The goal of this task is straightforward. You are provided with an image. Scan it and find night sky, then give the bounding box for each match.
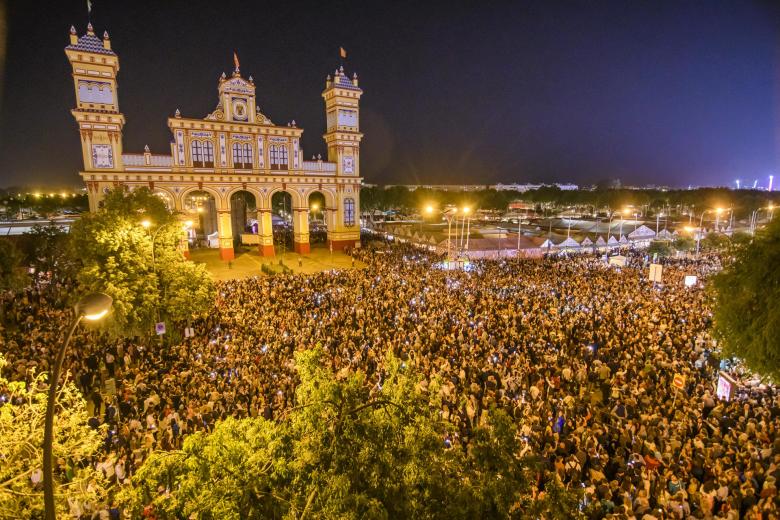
[0,0,779,188]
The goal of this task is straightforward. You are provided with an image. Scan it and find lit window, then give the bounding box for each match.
[232,143,241,167]
[270,144,288,170]
[192,140,214,168]
[191,141,203,163]
[203,142,214,164]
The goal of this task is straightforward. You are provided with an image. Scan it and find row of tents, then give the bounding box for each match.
[381,223,679,253]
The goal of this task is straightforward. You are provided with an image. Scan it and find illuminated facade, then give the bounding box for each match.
[65,24,363,260]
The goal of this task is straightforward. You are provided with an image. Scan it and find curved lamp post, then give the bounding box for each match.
[44,292,112,520]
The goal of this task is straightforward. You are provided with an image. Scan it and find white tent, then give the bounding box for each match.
[628,225,656,240]
[607,235,619,246]
[595,236,607,247]
[557,237,580,249]
[581,236,594,247]
[619,235,628,244]
[539,238,555,249]
[656,228,674,240]
[207,231,219,248]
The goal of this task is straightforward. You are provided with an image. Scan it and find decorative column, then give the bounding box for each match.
[292,207,310,254]
[217,209,234,261]
[327,189,361,251]
[324,206,338,250]
[177,215,192,259]
[257,208,275,257]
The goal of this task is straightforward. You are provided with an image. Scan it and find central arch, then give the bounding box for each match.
[229,190,259,254]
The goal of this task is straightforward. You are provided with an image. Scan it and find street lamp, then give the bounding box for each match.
[461,206,472,253]
[44,293,112,520]
[421,204,434,233]
[444,208,458,262]
[608,210,620,240]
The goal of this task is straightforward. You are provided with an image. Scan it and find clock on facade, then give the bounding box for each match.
[92,144,114,169]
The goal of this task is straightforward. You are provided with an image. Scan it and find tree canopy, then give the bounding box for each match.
[0,240,26,291]
[69,188,214,337]
[0,354,107,519]
[360,185,779,218]
[712,218,780,381]
[119,347,540,519]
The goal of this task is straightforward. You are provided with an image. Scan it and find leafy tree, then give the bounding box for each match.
[0,354,108,518]
[672,236,695,253]
[524,477,585,520]
[119,348,536,519]
[19,223,79,285]
[0,240,26,290]
[712,218,780,380]
[69,188,214,337]
[729,230,753,250]
[700,232,730,252]
[647,240,672,258]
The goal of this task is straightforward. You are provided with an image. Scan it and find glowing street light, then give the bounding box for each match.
[44,293,112,520]
[141,219,151,229]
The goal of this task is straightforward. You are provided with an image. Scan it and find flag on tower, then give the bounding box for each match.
[233,51,240,72]
[340,47,347,59]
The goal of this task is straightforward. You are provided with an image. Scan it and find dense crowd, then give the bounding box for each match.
[1,243,779,519]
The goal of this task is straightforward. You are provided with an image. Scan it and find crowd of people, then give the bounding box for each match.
[1,241,779,518]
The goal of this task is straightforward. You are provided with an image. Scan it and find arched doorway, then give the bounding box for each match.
[230,190,258,253]
[308,191,327,246]
[152,189,175,212]
[183,190,219,252]
[271,191,293,256]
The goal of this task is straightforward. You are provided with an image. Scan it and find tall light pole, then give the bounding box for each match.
[44,293,112,520]
[423,204,434,243]
[462,206,472,253]
[714,207,723,232]
[444,208,457,262]
[608,210,620,239]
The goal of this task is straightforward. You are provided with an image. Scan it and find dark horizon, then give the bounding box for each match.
[1,0,779,189]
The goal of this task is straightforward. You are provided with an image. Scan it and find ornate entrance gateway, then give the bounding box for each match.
[66,24,363,260]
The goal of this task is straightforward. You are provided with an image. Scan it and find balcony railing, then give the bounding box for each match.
[122,154,173,167]
[302,161,337,173]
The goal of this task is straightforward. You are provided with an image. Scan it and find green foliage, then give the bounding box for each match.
[672,236,695,252]
[19,223,79,284]
[700,232,730,252]
[69,188,214,336]
[361,185,779,217]
[729,230,753,249]
[0,355,108,519]
[647,240,672,258]
[713,218,780,381]
[120,348,535,519]
[524,477,586,519]
[0,240,27,290]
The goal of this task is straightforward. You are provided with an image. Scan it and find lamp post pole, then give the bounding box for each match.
[44,294,112,520]
[43,316,82,520]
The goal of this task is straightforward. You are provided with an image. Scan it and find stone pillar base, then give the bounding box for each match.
[220,247,235,261]
[259,244,275,257]
[327,239,358,251]
[294,242,310,255]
